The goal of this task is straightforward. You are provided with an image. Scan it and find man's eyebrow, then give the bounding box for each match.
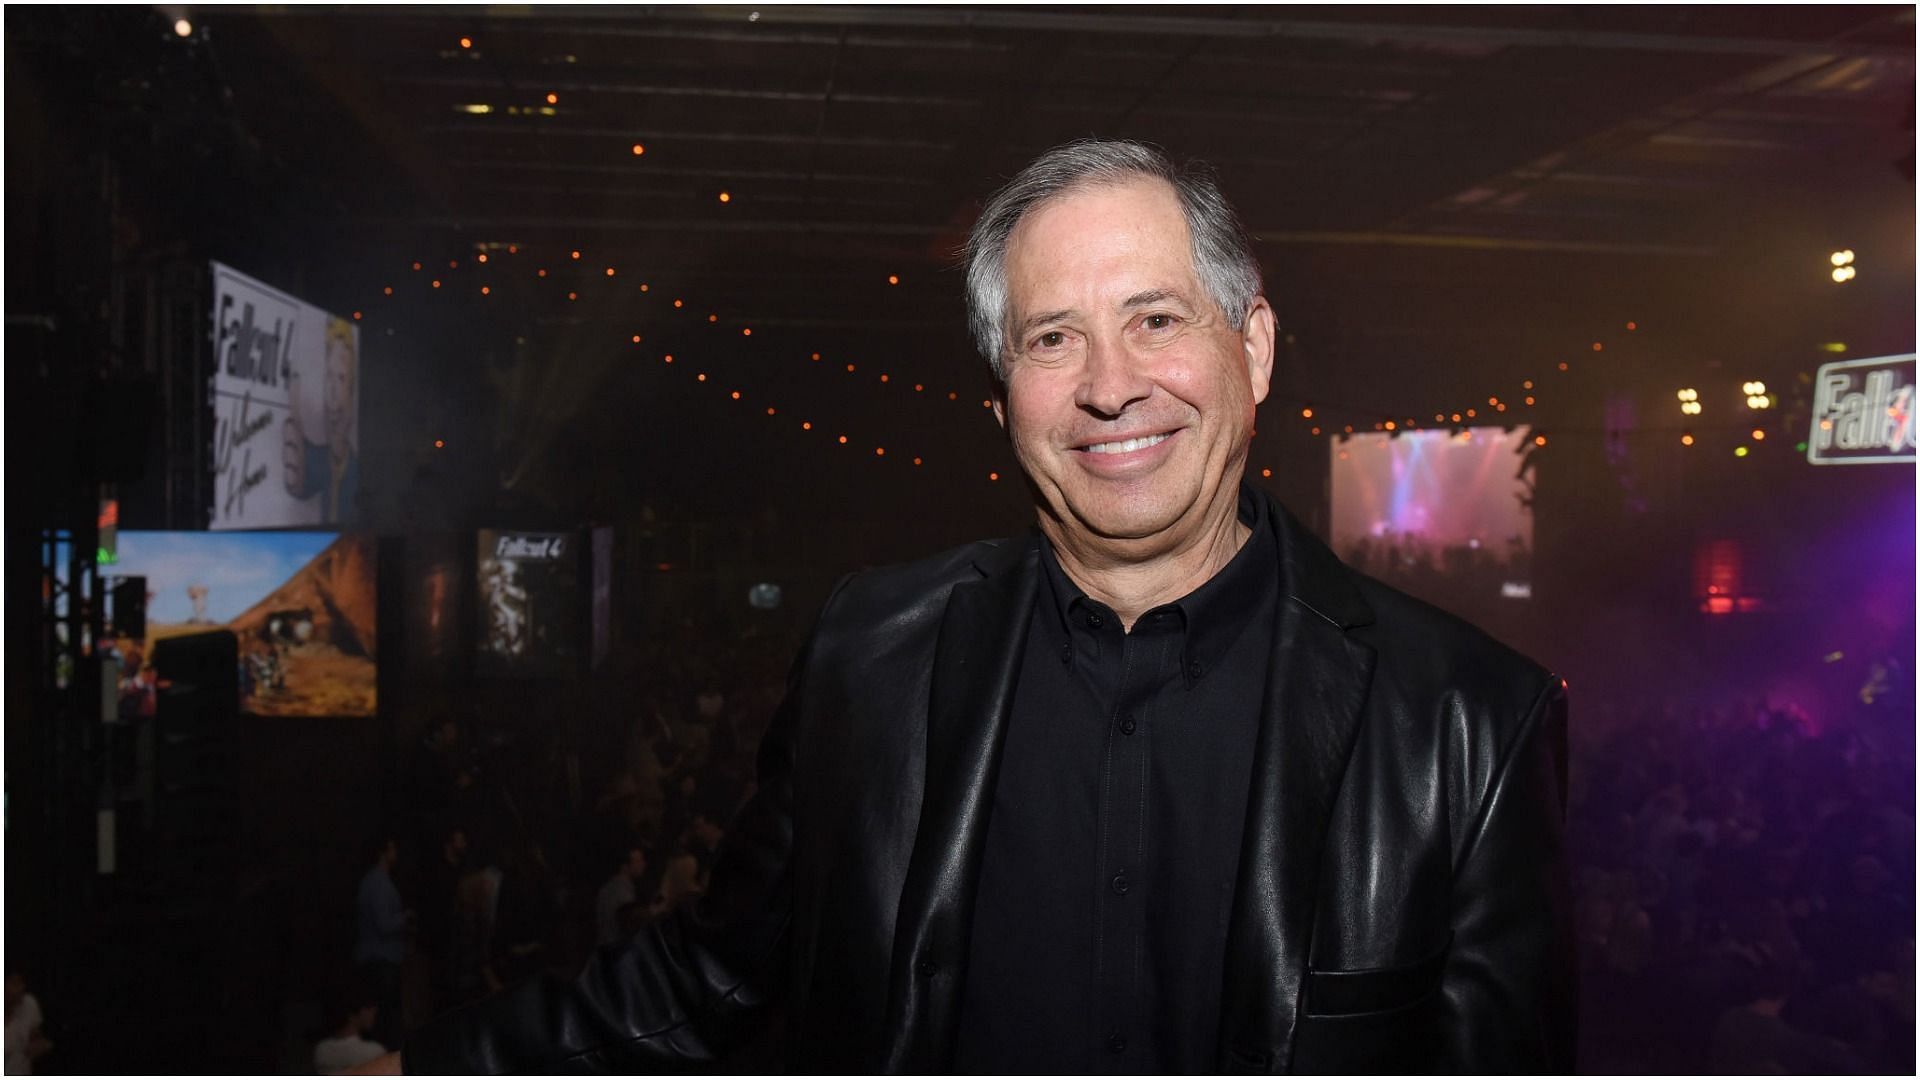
[1119,288,1193,310]
[1015,308,1077,338]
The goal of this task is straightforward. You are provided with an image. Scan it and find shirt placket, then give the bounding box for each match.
[1092,620,1175,1068]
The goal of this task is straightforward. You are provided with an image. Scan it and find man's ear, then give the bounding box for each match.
[1242,297,1276,406]
[990,374,1009,434]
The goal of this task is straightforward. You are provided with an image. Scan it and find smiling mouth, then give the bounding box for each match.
[1081,431,1173,455]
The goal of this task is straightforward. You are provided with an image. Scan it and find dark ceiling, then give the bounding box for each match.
[6,5,1915,541]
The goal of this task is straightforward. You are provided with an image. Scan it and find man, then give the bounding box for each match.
[315,980,390,1075]
[384,140,1573,1073]
[593,844,651,946]
[354,836,410,1050]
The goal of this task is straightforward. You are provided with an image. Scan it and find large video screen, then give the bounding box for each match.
[111,531,378,716]
[1331,428,1534,605]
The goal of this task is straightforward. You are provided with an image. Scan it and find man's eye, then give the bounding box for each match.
[1142,314,1174,330]
[1037,331,1066,349]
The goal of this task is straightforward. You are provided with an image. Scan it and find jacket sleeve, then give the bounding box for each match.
[400,638,816,1073]
[1438,675,1577,1072]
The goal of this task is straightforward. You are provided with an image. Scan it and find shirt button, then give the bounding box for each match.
[1108,1033,1127,1054]
[1086,612,1103,629]
[1119,717,1136,736]
[1187,659,1204,680]
[916,959,938,978]
[1111,873,1130,896]
[1060,642,1073,665]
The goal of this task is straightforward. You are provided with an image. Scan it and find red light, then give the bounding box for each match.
[631,143,646,156]
[434,439,445,449]
[477,253,488,263]
[838,435,848,444]
[352,311,362,320]
[1260,468,1272,478]
[383,286,393,296]
[989,472,1000,481]
[1592,342,1603,352]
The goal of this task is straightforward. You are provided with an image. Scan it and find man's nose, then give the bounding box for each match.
[1074,335,1152,417]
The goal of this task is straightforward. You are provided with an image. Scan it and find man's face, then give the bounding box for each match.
[996,178,1273,554]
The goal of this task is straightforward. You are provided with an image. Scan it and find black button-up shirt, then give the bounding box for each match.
[955,486,1280,1073]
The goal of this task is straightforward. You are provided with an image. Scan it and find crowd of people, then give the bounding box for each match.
[295,603,1917,1074]
[1568,672,1915,1073]
[316,617,790,1073]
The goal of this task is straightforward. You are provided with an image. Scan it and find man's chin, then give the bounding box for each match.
[1052,493,1193,547]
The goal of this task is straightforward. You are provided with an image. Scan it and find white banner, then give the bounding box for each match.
[209,262,361,528]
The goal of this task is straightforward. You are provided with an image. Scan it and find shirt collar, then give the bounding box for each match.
[1038,484,1276,686]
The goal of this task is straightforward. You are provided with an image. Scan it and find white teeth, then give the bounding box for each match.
[1084,432,1171,454]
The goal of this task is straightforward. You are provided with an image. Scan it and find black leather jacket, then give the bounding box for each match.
[405,492,1575,1073]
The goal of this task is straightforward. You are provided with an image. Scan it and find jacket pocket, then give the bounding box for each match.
[1302,934,1451,1018]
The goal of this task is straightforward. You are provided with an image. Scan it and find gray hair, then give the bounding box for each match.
[963,139,1264,382]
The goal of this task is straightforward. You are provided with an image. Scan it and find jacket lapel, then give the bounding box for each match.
[882,538,1039,1072]
[1217,498,1376,1073]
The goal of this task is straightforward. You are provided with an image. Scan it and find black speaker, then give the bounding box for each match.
[112,575,147,640]
[86,377,158,485]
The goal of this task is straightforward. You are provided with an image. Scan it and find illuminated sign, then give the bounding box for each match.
[1808,353,1915,466]
[208,262,362,528]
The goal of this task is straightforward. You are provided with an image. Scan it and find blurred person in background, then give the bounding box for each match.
[4,971,51,1076]
[315,978,388,1075]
